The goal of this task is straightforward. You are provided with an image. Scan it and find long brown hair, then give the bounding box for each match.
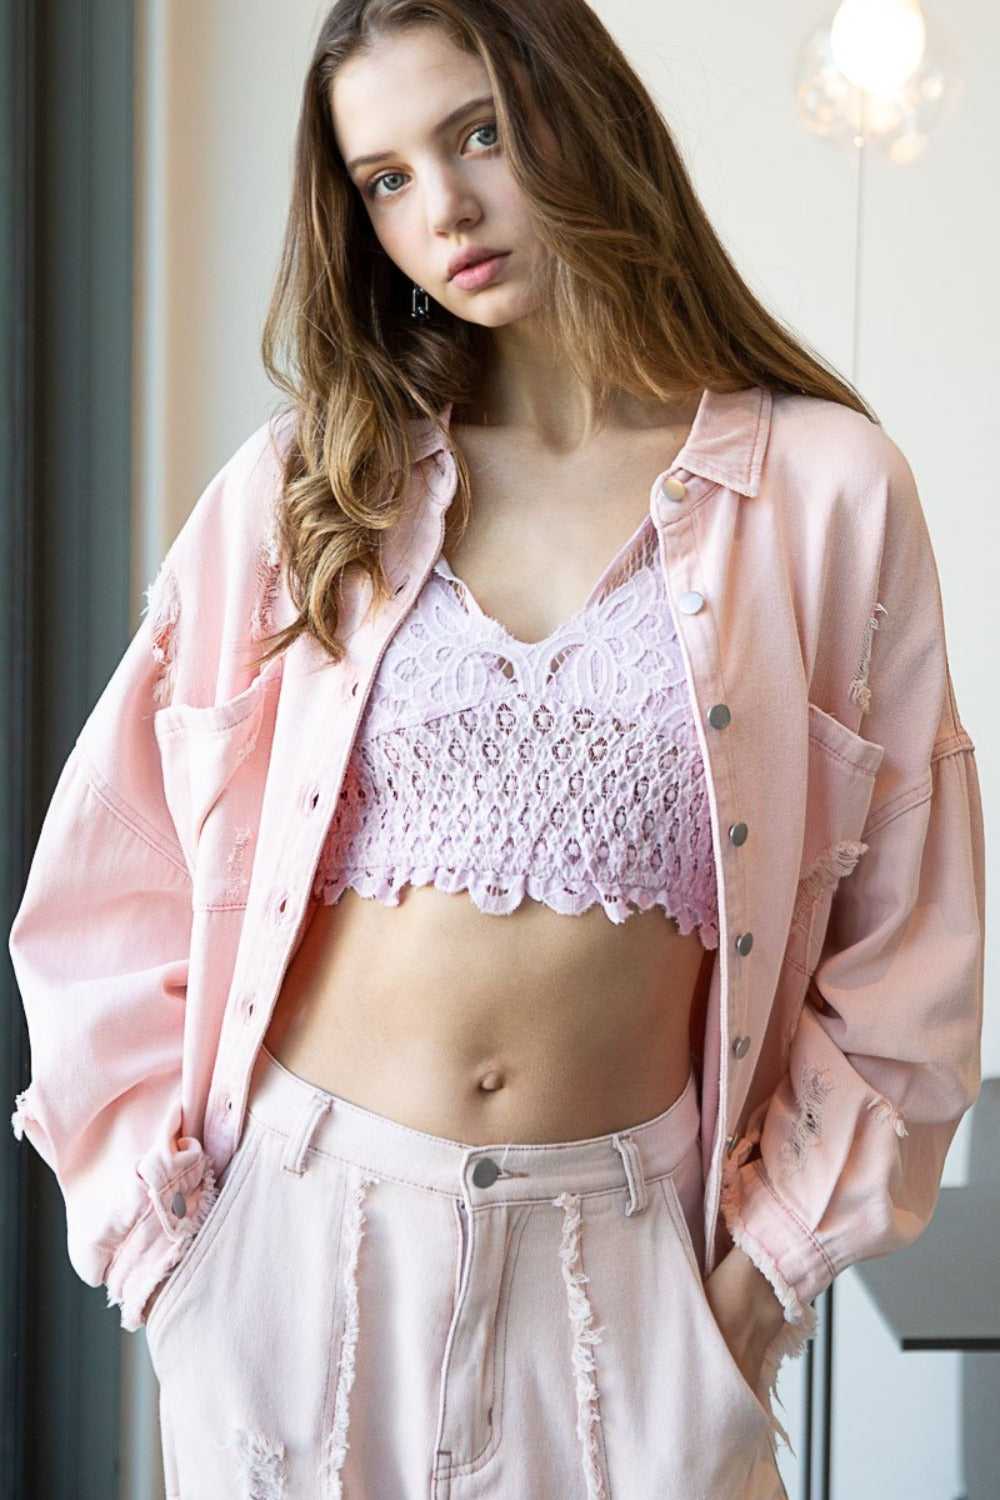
[261,0,875,662]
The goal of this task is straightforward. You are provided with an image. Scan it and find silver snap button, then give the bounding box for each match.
[728,822,748,846]
[707,703,731,730]
[735,931,754,956]
[678,591,705,615]
[171,1191,187,1219]
[732,1035,751,1060]
[661,477,687,502]
[472,1158,501,1188]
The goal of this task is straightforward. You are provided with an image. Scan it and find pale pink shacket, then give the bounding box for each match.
[8,386,985,1350]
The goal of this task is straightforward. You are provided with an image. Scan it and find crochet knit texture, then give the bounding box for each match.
[313,516,720,947]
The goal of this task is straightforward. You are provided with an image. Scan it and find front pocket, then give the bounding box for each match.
[153,660,282,908]
[658,1174,770,1427]
[144,1120,263,1350]
[785,703,885,976]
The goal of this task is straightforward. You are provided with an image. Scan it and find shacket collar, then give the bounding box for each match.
[408,384,772,499]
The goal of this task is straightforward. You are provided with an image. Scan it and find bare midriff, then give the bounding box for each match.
[263,400,710,1146]
[263,886,712,1145]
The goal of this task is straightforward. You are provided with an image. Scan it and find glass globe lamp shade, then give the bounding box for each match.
[795,5,962,162]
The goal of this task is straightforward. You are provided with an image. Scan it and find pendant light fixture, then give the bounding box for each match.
[795,2,962,163]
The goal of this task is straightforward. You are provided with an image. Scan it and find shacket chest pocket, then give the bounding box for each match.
[153,661,282,911]
[786,703,885,976]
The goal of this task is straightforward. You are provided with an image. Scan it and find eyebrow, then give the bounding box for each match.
[344,94,496,173]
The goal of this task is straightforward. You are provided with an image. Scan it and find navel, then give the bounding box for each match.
[477,1070,505,1093]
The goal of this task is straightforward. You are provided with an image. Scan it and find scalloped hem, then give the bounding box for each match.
[313,866,720,947]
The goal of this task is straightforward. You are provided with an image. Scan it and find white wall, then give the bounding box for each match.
[128,3,999,1496]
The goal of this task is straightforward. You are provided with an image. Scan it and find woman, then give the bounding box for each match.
[9,1,984,1496]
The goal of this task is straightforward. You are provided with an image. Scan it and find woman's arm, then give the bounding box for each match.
[9,417,289,1329]
[720,438,984,1326]
[9,620,212,1330]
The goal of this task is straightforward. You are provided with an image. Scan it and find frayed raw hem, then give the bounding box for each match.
[718,1185,809,1326]
[110,1161,220,1331]
[718,1183,821,1448]
[553,1191,608,1500]
[756,1302,819,1452]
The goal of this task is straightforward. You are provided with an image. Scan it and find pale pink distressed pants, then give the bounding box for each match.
[144,1045,785,1499]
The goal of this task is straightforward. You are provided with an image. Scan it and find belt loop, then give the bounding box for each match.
[281,1092,332,1176]
[611,1132,648,1217]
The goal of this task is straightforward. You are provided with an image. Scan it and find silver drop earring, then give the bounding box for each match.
[411,284,430,321]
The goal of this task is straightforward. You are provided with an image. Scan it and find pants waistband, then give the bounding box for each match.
[248,1045,700,1211]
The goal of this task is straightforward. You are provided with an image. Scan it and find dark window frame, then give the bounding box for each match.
[2,3,134,1494]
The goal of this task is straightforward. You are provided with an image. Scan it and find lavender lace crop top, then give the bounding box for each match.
[312,514,720,948]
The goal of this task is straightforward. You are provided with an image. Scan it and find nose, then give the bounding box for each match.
[426,164,481,236]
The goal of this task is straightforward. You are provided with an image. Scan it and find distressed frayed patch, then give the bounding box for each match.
[225,825,253,903]
[552,1191,608,1500]
[780,1018,797,1071]
[779,1066,832,1180]
[251,529,283,642]
[791,839,869,936]
[237,1430,287,1500]
[10,1090,32,1142]
[849,603,887,715]
[145,563,181,707]
[866,1093,909,1138]
[322,1172,379,1500]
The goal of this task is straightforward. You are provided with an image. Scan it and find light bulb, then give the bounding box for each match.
[830,0,926,95]
[795,6,962,162]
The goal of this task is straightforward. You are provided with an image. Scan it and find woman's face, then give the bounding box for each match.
[330,24,553,329]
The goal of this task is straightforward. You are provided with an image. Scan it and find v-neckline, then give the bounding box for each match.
[433,511,653,649]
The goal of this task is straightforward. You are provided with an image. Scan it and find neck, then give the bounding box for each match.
[456,316,699,452]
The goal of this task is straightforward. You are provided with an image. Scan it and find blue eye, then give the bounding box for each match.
[368,170,407,200]
[468,122,499,150]
[363,121,498,201]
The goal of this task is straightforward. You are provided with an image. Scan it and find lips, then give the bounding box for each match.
[447,246,507,280]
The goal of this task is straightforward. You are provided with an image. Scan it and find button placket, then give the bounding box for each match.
[656,505,754,1122]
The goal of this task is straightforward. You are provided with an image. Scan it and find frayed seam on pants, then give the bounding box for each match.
[322,1172,380,1500]
[553,1191,609,1500]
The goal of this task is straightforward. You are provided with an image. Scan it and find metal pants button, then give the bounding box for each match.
[472,1158,500,1188]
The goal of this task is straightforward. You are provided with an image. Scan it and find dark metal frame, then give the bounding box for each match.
[2,2,134,1495]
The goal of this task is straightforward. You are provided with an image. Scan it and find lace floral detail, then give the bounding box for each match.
[313,518,719,946]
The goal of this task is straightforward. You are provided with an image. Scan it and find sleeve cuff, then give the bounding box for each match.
[106,1143,217,1331]
[721,1157,837,1316]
